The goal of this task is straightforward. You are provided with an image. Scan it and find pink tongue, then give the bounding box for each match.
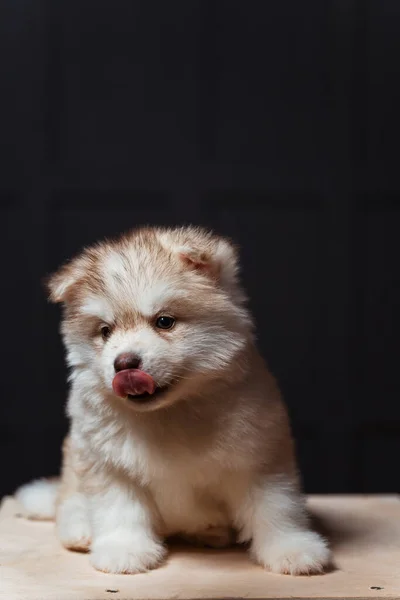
[112,369,156,398]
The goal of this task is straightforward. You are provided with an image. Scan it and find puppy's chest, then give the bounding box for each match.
[92,415,224,481]
[102,422,233,535]
[81,414,249,535]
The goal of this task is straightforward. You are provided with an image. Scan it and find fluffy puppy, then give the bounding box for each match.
[16,226,330,575]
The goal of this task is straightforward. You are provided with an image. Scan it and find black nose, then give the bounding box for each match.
[114,353,141,372]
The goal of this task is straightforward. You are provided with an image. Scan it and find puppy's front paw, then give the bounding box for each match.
[90,533,166,574]
[58,517,91,552]
[57,495,91,552]
[252,530,331,576]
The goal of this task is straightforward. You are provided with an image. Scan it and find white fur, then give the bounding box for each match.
[103,250,128,286]
[15,479,59,520]
[16,227,331,575]
[135,281,188,317]
[64,371,330,574]
[103,252,188,318]
[235,477,330,575]
[88,483,165,573]
[56,493,91,551]
[80,296,114,323]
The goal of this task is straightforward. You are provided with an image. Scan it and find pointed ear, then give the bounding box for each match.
[45,255,89,303]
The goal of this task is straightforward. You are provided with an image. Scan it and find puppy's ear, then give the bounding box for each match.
[159,228,240,290]
[177,238,239,287]
[45,255,89,303]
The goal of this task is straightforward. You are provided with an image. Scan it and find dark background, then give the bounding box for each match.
[1,1,399,498]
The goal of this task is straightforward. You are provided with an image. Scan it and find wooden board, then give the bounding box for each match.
[1,495,399,599]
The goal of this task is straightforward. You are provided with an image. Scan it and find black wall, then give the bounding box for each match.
[1,1,399,497]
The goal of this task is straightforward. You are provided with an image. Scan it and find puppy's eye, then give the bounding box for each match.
[155,316,175,330]
[100,325,111,341]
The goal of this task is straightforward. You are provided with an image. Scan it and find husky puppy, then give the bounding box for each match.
[16,226,330,575]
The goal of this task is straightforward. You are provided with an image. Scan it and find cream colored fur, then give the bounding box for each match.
[16,226,331,575]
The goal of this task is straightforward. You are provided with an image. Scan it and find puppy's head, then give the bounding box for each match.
[48,227,252,412]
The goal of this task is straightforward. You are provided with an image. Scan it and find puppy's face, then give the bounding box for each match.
[48,227,252,411]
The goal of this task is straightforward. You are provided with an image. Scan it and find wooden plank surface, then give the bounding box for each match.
[1,495,399,600]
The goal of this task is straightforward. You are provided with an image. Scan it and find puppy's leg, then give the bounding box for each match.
[88,474,166,574]
[55,437,91,552]
[235,476,331,575]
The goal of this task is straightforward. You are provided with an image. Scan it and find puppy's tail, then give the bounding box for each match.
[15,478,60,520]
